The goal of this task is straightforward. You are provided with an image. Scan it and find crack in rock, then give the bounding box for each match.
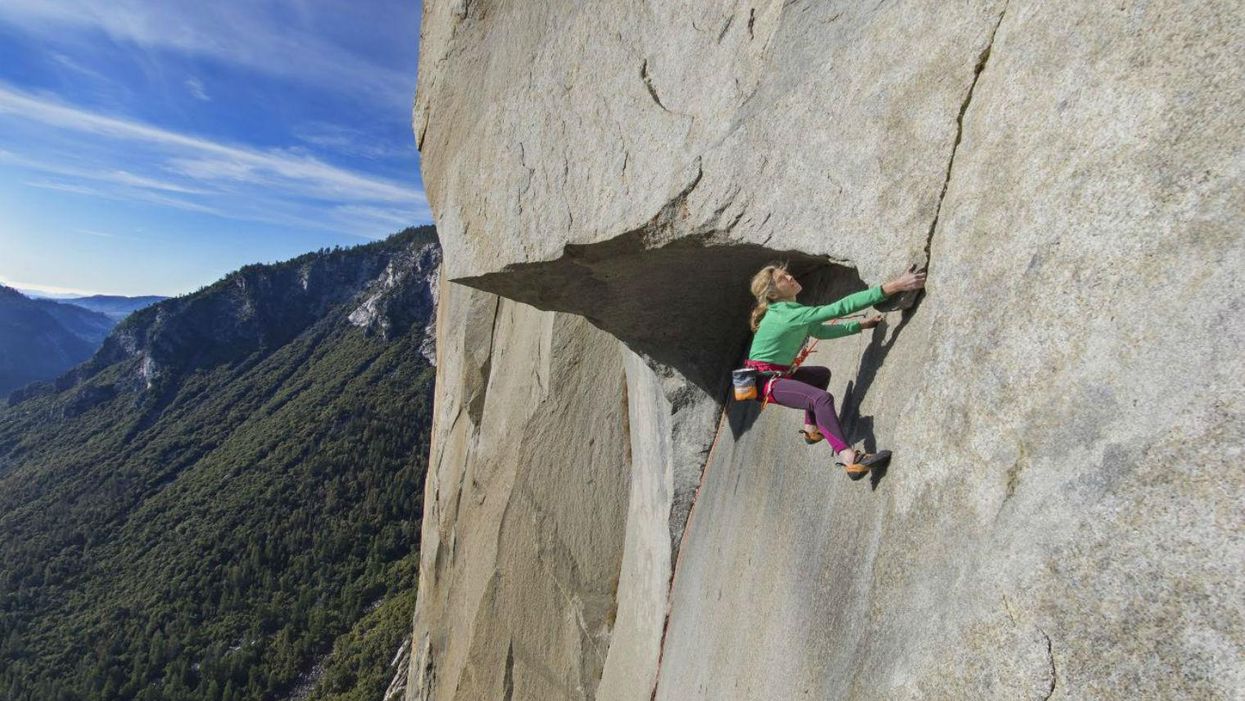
[501,639,515,701]
[1038,626,1057,700]
[921,2,1009,273]
[640,59,668,111]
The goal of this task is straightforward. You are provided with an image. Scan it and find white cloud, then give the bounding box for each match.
[1,151,210,194]
[23,178,228,216]
[330,204,428,229]
[108,169,209,194]
[49,51,109,82]
[22,179,104,196]
[0,83,426,207]
[293,122,415,160]
[0,85,430,238]
[0,277,111,297]
[0,0,417,110]
[184,77,209,101]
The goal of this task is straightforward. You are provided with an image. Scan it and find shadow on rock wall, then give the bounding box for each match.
[457,232,875,399]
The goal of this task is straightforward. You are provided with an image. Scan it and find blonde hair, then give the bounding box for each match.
[748,262,788,332]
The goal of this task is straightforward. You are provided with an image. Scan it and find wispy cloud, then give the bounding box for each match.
[184,76,209,101]
[23,177,228,216]
[0,0,417,110]
[1,151,209,194]
[293,122,415,161]
[0,83,429,236]
[330,204,428,229]
[0,84,423,204]
[0,277,111,297]
[108,169,209,194]
[49,51,109,82]
[22,179,104,196]
[0,0,425,297]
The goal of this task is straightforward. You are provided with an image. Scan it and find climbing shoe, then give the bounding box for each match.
[837,449,892,481]
[799,428,824,445]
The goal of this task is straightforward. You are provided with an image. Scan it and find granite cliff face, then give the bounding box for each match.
[408,1,1243,698]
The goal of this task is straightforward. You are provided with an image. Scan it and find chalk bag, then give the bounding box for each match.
[732,368,758,401]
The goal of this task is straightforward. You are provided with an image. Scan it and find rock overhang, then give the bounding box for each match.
[454,229,869,395]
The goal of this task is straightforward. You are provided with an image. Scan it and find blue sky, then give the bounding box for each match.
[0,0,429,297]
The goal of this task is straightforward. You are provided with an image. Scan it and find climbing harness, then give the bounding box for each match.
[738,338,819,412]
[763,338,818,411]
[735,312,868,409]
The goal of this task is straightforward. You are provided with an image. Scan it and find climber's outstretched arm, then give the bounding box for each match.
[788,267,927,325]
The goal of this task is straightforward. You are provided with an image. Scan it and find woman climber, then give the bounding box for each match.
[743,263,926,480]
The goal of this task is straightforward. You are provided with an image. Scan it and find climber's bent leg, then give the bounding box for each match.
[788,366,831,428]
[767,377,850,453]
[790,366,830,390]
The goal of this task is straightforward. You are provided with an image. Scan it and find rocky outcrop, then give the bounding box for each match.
[12,228,440,405]
[408,1,1244,698]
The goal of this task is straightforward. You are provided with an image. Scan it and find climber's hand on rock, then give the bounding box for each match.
[860,314,884,330]
[884,266,927,295]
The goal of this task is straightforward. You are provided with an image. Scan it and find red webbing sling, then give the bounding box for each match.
[746,312,867,411]
[748,338,818,412]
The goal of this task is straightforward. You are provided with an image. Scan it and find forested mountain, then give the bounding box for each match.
[59,295,167,322]
[0,226,440,701]
[30,296,116,345]
[0,285,113,396]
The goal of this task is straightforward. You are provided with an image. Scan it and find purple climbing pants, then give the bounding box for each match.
[764,366,850,453]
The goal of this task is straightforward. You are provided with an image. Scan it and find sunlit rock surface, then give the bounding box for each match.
[408,0,1244,698]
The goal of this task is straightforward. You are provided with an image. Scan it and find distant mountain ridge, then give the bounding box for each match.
[0,225,440,700]
[31,295,116,344]
[60,294,167,321]
[0,285,114,396]
[10,228,439,406]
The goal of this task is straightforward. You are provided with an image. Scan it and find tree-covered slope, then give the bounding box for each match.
[30,297,117,346]
[0,226,440,701]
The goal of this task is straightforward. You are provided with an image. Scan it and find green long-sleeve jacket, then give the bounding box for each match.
[746,285,887,365]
